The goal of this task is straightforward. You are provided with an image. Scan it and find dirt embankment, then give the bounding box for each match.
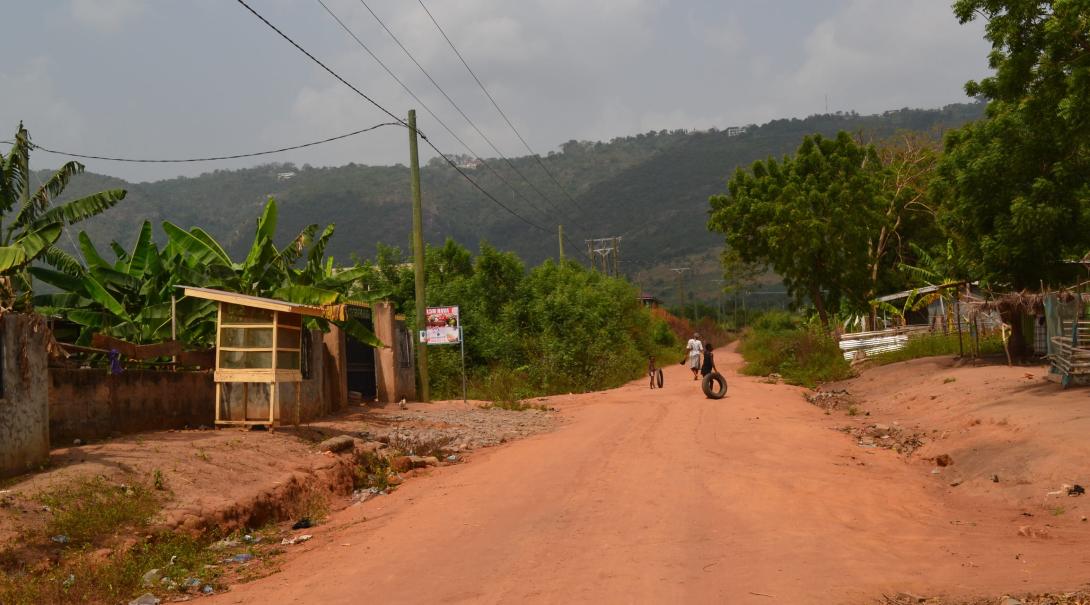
[823,356,1090,524]
[0,401,557,553]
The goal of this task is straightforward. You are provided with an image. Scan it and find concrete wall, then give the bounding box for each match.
[0,314,50,478]
[49,369,215,444]
[373,302,416,403]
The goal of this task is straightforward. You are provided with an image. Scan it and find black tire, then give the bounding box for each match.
[702,372,727,399]
[656,368,664,389]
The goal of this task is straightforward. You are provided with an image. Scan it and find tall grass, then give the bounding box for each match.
[871,332,1005,365]
[738,311,852,387]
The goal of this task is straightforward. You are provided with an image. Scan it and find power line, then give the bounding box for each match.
[8,122,402,163]
[234,0,590,261]
[352,0,584,231]
[314,0,583,233]
[416,0,587,215]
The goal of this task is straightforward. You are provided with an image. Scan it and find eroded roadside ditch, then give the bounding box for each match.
[0,405,556,604]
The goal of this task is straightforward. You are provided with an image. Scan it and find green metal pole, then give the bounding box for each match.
[408,110,429,402]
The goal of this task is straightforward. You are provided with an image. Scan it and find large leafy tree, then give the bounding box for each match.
[0,123,125,309]
[934,0,1090,354]
[708,132,937,327]
[936,1,1090,288]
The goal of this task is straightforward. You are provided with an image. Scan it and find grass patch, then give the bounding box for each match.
[871,333,1005,366]
[38,476,160,547]
[738,312,852,387]
[0,533,222,605]
[353,451,393,491]
[0,474,245,604]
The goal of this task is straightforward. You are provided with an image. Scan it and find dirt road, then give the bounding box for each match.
[211,347,1090,604]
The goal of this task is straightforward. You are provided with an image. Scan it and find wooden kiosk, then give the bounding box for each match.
[181,287,333,427]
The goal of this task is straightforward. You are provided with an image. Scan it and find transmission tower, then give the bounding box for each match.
[585,237,622,277]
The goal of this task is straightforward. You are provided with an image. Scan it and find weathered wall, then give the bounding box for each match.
[297,329,328,423]
[49,369,214,445]
[373,302,416,403]
[0,314,50,478]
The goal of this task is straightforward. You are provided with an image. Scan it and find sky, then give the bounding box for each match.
[1,0,992,183]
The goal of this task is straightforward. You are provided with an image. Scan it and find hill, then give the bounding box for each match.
[41,102,984,306]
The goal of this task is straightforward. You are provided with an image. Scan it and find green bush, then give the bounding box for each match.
[738,316,851,387]
[372,240,678,404]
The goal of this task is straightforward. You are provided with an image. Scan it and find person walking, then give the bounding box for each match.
[685,332,703,381]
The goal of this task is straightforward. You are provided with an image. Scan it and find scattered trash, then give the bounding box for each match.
[141,568,162,587]
[991,474,1000,483]
[398,398,407,410]
[446,454,460,462]
[209,538,239,551]
[931,468,941,475]
[72,438,82,446]
[202,585,215,595]
[292,518,313,530]
[129,594,160,605]
[50,535,69,545]
[226,553,254,564]
[62,574,75,588]
[183,577,202,589]
[934,454,954,467]
[1068,484,1085,496]
[242,534,261,544]
[281,534,313,546]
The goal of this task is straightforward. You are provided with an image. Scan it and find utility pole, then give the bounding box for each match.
[408,109,429,402]
[558,225,564,262]
[671,267,690,321]
[585,237,622,277]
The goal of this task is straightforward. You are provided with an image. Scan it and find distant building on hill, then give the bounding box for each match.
[638,292,661,308]
[725,126,748,137]
[276,172,296,181]
[455,158,483,170]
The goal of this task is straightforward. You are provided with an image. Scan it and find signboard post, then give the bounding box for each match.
[424,306,467,404]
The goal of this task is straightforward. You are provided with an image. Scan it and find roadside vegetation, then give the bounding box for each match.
[737,312,851,387]
[871,332,1005,366]
[0,474,230,605]
[360,240,681,402]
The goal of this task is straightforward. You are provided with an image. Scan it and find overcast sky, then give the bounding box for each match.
[1,0,991,183]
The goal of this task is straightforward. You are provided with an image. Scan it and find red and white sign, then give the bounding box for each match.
[424,306,461,345]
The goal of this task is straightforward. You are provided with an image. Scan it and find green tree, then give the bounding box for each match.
[935,0,1090,351]
[709,132,889,327]
[0,124,125,309]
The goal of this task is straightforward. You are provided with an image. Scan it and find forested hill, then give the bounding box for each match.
[48,102,983,303]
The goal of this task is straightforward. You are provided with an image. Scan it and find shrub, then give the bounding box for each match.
[738,315,851,387]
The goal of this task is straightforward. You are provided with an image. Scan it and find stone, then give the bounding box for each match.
[317,435,355,454]
[390,456,415,472]
[935,454,954,467]
[1001,598,1023,605]
[129,594,160,605]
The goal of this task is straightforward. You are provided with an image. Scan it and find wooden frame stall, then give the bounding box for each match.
[181,287,328,427]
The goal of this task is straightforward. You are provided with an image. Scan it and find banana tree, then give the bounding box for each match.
[162,198,383,346]
[32,221,216,346]
[38,198,382,347]
[0,123,125,309]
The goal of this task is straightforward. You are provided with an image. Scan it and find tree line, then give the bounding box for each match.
[707,0,1089,353]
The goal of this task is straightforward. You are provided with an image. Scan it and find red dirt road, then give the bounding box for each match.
[212,348,1090,604]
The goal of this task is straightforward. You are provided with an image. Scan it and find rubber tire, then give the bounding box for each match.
[702,372,727,399]
[656,368,664,389]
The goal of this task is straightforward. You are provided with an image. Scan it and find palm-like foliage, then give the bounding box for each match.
[0,123,125,309]
[36,198,382,347]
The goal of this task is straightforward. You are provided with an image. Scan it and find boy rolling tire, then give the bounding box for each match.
[702,372,727,399]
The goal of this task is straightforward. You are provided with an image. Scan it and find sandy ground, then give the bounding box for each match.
[198,346,1090,605]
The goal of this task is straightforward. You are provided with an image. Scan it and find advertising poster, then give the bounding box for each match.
[425,306,461,345]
